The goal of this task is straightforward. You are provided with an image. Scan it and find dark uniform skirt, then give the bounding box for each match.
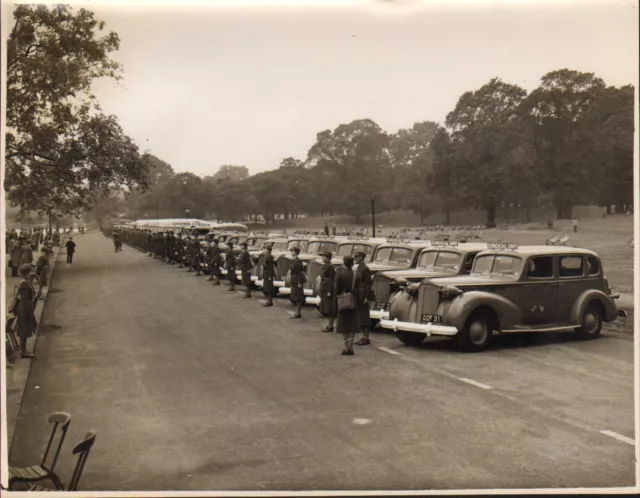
[263,276,276,296]
[241,270,252,286]
[290,282,306,303]
[319,283,336,317]
[336,306,359,335]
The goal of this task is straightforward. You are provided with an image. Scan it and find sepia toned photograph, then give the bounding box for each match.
[1,0,638,494]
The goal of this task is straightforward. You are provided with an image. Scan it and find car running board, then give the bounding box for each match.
[501,324,579,333]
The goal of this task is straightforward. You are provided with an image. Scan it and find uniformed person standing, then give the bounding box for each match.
[289,246,306,319]
[239,242,253,298]
[184,235,194,270]
[192,237,202,275]
[112,230,121,253]
[334,254,360,355]
[355,251,375,346]
[319,251,337,332]
[262,245,277,306]
[226,243,237,291]
[207,239,222,284]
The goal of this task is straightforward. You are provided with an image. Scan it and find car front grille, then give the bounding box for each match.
[372,275,392,305]
[305,260,323,290]
[276,256,290,278]
[419,283,440,316]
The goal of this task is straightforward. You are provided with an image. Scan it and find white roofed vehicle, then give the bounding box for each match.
[380,243,627,352]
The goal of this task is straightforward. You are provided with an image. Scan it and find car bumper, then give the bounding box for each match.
[380,318,458,337]
[306,296,321,305]
[369,309,389,320]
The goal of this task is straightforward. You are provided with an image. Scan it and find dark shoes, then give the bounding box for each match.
[21,352,35,359]
[322,326,334,333]
[341,350,354,356]
[263,302,273,307]
[290,314,301,319]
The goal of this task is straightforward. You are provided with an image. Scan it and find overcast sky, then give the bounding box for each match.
[29,1,640,176]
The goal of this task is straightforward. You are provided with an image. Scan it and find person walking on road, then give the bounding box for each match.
[239,242,253,298]
[334,255,360,355]
[113,230,122,252]
[289,246,306,319]
[65,237,76,266]
[262,245,277,307]
[12,263,38,359]
[324,222,330,236]
[355,251,375,346]
[319,251,337,332]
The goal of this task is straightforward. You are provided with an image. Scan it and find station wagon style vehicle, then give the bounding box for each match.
[369,242,487,323]
[380,244,626,352]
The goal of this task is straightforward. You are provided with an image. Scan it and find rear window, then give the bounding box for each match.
[336,243,374,258]
[587,256,600,276]
[271,241,288,251]
[473,255,521,276]
[560,256,584,278]
[287,240,309,251]
[526,256,554,279]
[418,251,461,272]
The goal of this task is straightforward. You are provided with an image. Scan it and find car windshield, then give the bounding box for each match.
[229,236,239,244]
[336,243,373,257]
[271,241,288,251]
[472,255,522,276]
[251,237,267,247]
[287,240,309,251]
[417,250,461,272]
[307,241,338,254]
[374,247,414,264]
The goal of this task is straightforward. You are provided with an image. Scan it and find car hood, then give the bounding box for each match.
[367,262,412,273]
[379,268,459,281]
[428,274,518,287]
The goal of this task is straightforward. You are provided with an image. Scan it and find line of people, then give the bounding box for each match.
[112,228,375,355]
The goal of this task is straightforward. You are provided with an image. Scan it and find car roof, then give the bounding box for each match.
[338,238,387,245]
[420,243,488,252]
[376,241,433,250]
[477,245,598,258]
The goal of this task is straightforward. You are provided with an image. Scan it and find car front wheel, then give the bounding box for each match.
[576,302,603,339]
[457,311,493,353]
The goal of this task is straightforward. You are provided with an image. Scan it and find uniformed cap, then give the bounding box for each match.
[240,242,248,248]
[354,251,367,259]
[291,247,300,254]
[321,251,333,259]
[343,255,355,264]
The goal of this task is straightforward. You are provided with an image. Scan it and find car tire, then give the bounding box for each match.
[396,331,426,347]
[575,302,603,339]
[457,311,493,353]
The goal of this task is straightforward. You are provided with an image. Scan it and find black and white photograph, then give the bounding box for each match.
[1,0,638,494]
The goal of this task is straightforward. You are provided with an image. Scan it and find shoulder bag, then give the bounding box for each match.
[336,270,357,312]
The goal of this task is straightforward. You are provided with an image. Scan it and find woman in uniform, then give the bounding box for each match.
[355,251,375,346]
[319,251,337,332]
[239,242,253,298]
[262,245,277,306]
[226,242,237,291]
[289,246,305,318]
[334,255,360,355]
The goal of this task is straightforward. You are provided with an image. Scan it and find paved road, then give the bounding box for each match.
[9,233,636,491]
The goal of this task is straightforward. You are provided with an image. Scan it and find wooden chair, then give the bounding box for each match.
[29,431,97,492]
[8,412,71,490]
[545,235,560,245]
[558,235,570,245]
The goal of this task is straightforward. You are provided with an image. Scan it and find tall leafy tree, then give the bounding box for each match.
[523,69,606,219]
[5,5,148,216]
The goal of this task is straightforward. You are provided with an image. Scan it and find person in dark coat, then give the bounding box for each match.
[13,264,37,358]
[324,222,330,236]
[262,245,277,306]
[192,237,202,276]
[9,236,21,277]
[355,251,375,346]
[226,243,237,291]
[319,251,337,332]
[239,242,253,298]
[65,237,76,266]
[113,230,121,252]
[35,249,49,288]
[289,246,306,318]
[19,237,34,266]
[207,239,222,285]
[334,255,360,355]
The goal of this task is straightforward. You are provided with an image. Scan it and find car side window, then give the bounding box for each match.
[526,256,553,279]
[559,256,584,278]
[463,253,477,274]
[587,256,600,276]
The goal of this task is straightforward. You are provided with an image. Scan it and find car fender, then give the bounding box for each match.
[445,291,522,331]
[388,290,416,322]
[571,289,617,323]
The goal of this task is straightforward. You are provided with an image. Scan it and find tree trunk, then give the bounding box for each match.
[486,205,496,227]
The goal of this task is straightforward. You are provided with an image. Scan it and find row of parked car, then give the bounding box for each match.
[121,225,628,352]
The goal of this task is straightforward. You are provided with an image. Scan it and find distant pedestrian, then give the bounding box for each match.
[331,223,336,236]
[18,236,33,266]
[226,243,237,292]
[9,236,21,277]
[572,219,578,233]
[239,242,253,298]
[65,237,76,266]
[324,222,329,236]
[12,264,38,358]
[113,230,122,252]
[35,249,49,288]
[319,251,337,332]
[334,255,359,356]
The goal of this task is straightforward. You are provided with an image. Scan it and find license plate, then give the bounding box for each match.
[420,314,442,324]
[375,302,389,311]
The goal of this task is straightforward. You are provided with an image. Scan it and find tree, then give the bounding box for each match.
[523,69,606,219]
[85,193,126,230]
[208,165,250,182]
[4,5,148,217]
[444,78,530,226]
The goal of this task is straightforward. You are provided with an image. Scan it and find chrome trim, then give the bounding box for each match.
[500,325,578,333]
[306,296,321,305]
[255,279,264,287]
[274,281,285,287]
[279,287,291,295]
[303,288,314,296]
[380,318,458,336]
[369,309,389,320]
